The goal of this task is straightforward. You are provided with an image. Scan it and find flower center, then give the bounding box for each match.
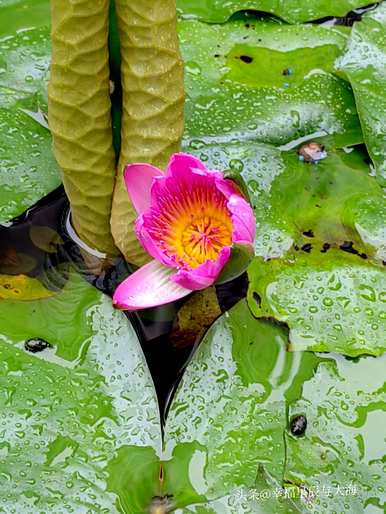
[163,207,233,268]
[179,215,232,266]
[144,180,234,269]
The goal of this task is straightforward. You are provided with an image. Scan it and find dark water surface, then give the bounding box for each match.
[0,187,246,415]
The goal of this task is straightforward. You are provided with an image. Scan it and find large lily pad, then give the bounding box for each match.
[0,0,61,224]
[177,0,373,24]
[163,300,386,512]
[180,19,362,150]
[0,270,162,513]
[284,354,386,513]
[248,250,386,357]
[186,141,386,263]
[337,3,386,186]
[163,300,320,509]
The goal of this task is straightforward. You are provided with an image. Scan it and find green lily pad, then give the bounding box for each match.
[284,354,386,513]
[0,93,61,224]
[248,250,386,357]
[163,300,385,511]
[337,3,386,186]
[177,0,373,24]
[163,300,320,509]
[0,270,162,513]
[180,19,362,150]
[186,142,385,263]
[0,0,61,224]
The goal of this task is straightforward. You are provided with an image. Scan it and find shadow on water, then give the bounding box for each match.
[0,188,248,415]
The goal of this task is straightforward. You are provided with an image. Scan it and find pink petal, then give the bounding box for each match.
[113,260,192,310]
[166,153,207,177]
[228,194,256,244]
[172,247,231,290]
[135,215,175,267]
[215,177,241,199]
[124,163,163,215]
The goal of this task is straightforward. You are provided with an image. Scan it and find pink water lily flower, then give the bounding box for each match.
[113,153,256,310]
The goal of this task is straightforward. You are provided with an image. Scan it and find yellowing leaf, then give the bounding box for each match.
[0,275,53,301]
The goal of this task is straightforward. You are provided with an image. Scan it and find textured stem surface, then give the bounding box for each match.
[49,0,118,255]
[111,0,185,265]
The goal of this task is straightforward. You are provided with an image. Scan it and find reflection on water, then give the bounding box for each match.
[0,187,245,413]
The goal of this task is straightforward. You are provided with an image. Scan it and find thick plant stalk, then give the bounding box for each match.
[110,0,185,265]
[48,0,118,255]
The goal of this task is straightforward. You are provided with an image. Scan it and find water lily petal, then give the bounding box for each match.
[135,215,175,267]
[113,259,192,310]
[124,163,163,215]
[172,247,231,290]
[228,194,256,244]
[215,177,241,199]
[166,152,207,176]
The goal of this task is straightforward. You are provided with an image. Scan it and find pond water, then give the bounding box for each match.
[0,186,248,415]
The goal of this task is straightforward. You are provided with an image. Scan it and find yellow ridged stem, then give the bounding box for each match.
[48,0,118,256]
[110,0,185,265]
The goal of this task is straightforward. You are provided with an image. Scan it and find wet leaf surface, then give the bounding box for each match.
[248,250,386,357]
[163,300,386,512]
[163,300,320,508]
[180,19,362,150]
[284,353,386,513]
[0,0,61,223]
[0,270,161,513]
[337,3,386,186]
[0,273,53,300]
[186,142,385,263]
[177,0,374,24]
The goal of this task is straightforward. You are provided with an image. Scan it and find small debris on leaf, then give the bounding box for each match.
[301,243,312,253]
[298,142,327,163]
[239,55,253,64]
[290,415,307,436]
[321,242,331,253]
[24,338,52,353]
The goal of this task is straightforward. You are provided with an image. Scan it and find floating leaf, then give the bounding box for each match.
[248,250,386,357]
[0,270,162,512]
[186,142,385,262]
[0,274,53,300]
[284,354,386,512]
[337,3,386,186]
[163,300,320,509]
[180,19,362,150]
[164,300,385,511]
[177,0,373,24]
[0,0,61,224]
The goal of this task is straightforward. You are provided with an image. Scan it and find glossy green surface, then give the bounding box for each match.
[248,251,386,357]
[0,271,161,513]
[180,19,362,150]
[163,300,321,508]
[338,3,386,186]
[0,0,61,224]
[163,300,386,512]
[285,353,386,513]
[186,143,385,263]
[177,0,371,24]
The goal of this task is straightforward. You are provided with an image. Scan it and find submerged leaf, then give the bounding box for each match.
[0,274,53,301]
